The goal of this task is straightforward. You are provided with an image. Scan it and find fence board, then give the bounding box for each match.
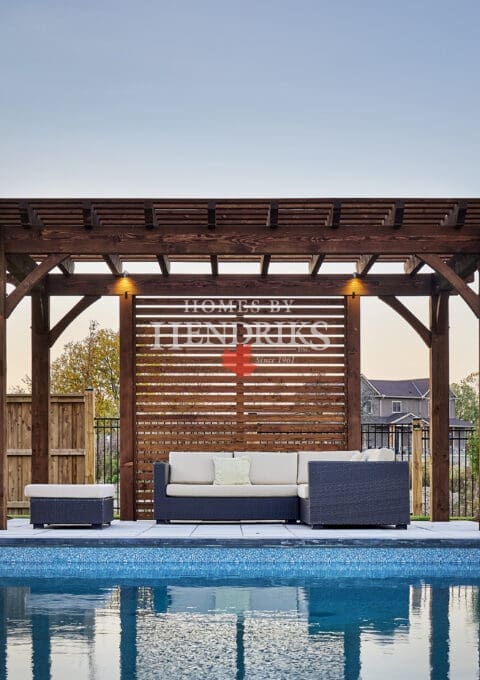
[134,296,348,518]
[6,394,89,515]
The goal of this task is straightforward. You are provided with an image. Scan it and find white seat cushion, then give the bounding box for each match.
[297,484,309,499]
[234,452,297,484]
[366,448,395,462]
[169,452,232,484]
[166,483,298,497]
[24,484,115,499]
[297,451,360,484]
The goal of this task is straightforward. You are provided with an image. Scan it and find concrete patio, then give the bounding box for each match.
[1,518,479,546]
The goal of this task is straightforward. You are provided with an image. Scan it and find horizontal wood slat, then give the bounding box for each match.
[134,296,348,518]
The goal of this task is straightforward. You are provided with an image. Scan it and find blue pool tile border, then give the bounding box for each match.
[1,546,480,578]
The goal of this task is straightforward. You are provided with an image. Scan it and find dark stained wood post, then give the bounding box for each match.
[120,292,136,520]
[429,293,450,521]
[345,295,361,450]
[0,237,7,529]
[31,289,50,484]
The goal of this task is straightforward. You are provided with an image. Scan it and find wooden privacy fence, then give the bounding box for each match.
[6,391,95,515]
[134,295,358,518]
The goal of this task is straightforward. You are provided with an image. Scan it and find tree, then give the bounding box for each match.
[452,372,479,478]
[50,321,119,417]
[451,372,479,423]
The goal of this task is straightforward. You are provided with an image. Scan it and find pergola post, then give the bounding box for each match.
[120,292,136,520]
[429,293,450,521]
[31,289,50,484]
[0,237,7,529]
[346,295,361,450]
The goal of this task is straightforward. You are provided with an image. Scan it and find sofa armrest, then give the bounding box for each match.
[154,462,169,499]
[306,461,410,526]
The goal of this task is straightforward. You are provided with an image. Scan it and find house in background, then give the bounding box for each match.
[361,376,474,454]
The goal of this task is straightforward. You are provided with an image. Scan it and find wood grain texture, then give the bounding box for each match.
[6,395,87,515]
[120,293,136,520]
[134,296,348,518]
[345,295,361,450]
[412,418,423,515]
[31,290,50,485]
[83,389,95,484]
[44,273,436,297]
[429,293,450,521]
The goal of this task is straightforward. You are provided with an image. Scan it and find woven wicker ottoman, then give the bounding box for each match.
[24,484,115,528]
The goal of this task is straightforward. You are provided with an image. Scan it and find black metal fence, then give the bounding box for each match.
[94,418,478,518]
[94,417,120,514]
[362,423,478,517]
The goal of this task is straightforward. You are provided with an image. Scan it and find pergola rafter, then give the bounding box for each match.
[0,197,479,528]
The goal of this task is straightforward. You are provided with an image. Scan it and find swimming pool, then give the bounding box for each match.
[1,547,479,678]
[1,574,479,679]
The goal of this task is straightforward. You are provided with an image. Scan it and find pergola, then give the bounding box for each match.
[0,198,479,527]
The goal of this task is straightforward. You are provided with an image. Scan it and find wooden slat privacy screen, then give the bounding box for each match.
[135,296,348,517]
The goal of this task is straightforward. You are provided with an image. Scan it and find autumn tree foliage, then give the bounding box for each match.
[50,321,119,417]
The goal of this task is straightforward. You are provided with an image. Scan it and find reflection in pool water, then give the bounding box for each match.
[1,577,479,679]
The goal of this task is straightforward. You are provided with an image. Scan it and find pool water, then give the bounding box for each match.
[1,576,479,679]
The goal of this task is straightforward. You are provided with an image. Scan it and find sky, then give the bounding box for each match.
[1,0,479,388]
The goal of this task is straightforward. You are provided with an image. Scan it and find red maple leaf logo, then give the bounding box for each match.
[222,343,256,377]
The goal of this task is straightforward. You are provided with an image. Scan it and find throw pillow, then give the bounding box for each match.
[213,457,251,485]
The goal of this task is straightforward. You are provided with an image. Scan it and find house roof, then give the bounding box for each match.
[363,413,473,428]
[363,377,454,399]
[366,378,429,397]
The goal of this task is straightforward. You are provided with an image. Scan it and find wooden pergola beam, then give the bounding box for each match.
[266,201,278,228]
[208,201,216,230]
[379,295,432,347]
[6,253,37,281]
[309,254,325,276]
[44,273,436,297]
[103,254,123,276]
[382,200,404,229]
[356,255,378,277]
[404,255,424,276]
[326,200,341,228]
[7,228,479,255]
[58,257,75,276]
[210,255,218,277]
[441,253,480,287]
[260,255,271,277]
[48,295,101,347]
[82,202,101,230]
[440,201,467,229]
[156,255,170,276]
[419,253,480,318]
[144,200,158,229]
[19,202,43,229]
[5,254,70,318]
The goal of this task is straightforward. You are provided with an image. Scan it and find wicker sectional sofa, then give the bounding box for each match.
[154,450,411,528]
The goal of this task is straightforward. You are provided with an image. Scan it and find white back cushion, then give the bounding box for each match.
[169,452,232,484]
[366,448,395,462]
[297,451,360,484]
[234,452,298,484]
[213,457,251,485]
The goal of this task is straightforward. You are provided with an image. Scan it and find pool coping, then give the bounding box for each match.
[2,537,480,548]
